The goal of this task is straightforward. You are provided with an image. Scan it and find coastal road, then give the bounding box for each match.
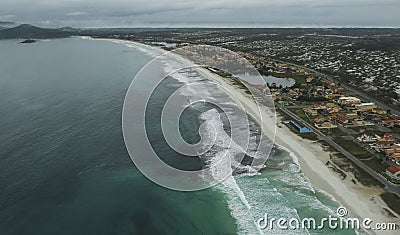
[278,104,400,196]
[285,105,312,109]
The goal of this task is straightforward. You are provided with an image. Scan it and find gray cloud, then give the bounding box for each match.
[0,0,399,27]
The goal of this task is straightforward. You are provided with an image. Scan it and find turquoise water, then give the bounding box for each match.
[0,38,237,235]
[0,37,361,235]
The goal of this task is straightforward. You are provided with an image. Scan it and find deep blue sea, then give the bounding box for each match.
[0,37,360,235]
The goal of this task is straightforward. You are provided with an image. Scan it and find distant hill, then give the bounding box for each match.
[0,24,78,39]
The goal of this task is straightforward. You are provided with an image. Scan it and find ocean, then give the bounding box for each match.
[0,37,359,234]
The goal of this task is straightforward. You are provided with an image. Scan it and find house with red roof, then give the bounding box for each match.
[386,165,400,181]
[376,133,395,147]
[337,114,349,124]
[313,103,327,110]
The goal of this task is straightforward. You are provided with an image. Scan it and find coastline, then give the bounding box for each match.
[86,37,399,233]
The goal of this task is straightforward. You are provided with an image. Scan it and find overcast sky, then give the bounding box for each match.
[0,0,399,28]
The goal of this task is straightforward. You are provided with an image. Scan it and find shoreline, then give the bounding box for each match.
[86,37,399,233]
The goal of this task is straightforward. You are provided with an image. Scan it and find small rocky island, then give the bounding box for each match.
[19,39,37,44]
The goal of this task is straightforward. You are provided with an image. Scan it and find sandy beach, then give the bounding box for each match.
[196,67,400,234]
[274,121,400,232]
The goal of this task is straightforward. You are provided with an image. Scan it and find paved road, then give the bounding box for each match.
[278,104,400,196]
[285,105,312,109]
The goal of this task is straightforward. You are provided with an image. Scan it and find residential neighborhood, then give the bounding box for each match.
[239,54,400,185]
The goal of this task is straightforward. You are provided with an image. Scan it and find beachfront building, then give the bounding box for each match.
[286,120,313,134]
[386,165,400,181]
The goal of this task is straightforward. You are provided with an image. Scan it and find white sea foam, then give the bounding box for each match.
[197,107,263,234]
[277,144,301,166]
[159,62,324,234]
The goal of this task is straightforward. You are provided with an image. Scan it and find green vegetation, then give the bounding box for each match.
[287,108,310,123]
[214,70,231,78]
[333,136,373,159]
[299,132,319,141]
[229,77,251,95]
[331,153,383,187]
[381,192,400,216]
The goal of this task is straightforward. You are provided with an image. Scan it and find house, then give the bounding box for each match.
[384,145,400,155]
[325,103,341,113]
[357,134,377,143]
[315,121,338,129]
[346,113,358,120]
[351,120,373,126]
[386,165,400,181]
[338,97,361,106]
[372,144,393,151]
[325,93,342,100]
[390,114,400,120]
[277,63,288,68]
[356,103,377,111]
[327,106,341,113]
[337,114,349,124]
[381,119,400,127]
[326,103,338,108]
[306,76,314,83]
[372,109,388,115]
[327,113,339,120]
[389,152,400,159]
[330,87,341,93]
[377,133,395,144]
[313,103,327,110]
[326,81,335,86]
[304,108,318,116]
[314,116,327,123]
